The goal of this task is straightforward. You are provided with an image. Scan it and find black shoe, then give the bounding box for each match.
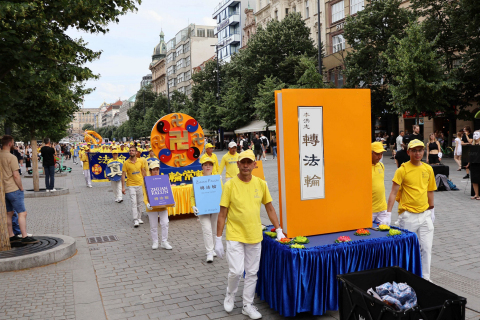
[9,236,21,243]
[463,174,470,179]
[21,236,40,244]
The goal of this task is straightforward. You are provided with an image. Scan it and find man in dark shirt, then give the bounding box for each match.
[394,136,411,168]
[40,138,56,192]
[252,134,262,161]
[461,126,473,179]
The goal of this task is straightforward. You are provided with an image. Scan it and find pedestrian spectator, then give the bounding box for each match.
[12,145,23,175]
[462,126,473,179]
[465,130,480,200]
[240,135,249,152]
[73,146,79,165]
[55,142,61,157]
[143,161,173,250]
[252,134,262,161]
[389,132,396,159]
[214,150,284,318]
[426,133,441,165]
[260,133,269,161]
[191,156,221,262]
[25,148,32,172]
[270,135,277,160]
[80,145,93,188]
[394,136,411,168]
[386,139,436,281]
[200,143,219,174]
[41,138,57,192]
[409,124,423,142]
[218,142,239,182]
[396,131,404,153]
[371,142,390,225]
[454,131,463,171]
[121,145,146,228]
[0,135,38,244]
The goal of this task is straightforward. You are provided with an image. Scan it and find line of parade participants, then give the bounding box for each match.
[75,136,440,318]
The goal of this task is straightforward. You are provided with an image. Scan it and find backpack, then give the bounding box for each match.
[242,138,249,150]
[262,136,268,146]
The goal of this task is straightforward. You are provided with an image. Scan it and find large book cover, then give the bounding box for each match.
[192,175,222,215]
[144,175,175,207]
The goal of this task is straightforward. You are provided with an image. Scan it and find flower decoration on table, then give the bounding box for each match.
[335,236,352,243]
[278,238,293,245]
[271,228,276,232]
[354,228,371,236]
[387,229,402,236]
[293,236,309,244]
[378,224,390,231]
[264,231,277,238]
[290,244,305,249]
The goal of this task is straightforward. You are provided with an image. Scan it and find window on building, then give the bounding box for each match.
[293,5,296,12]
[305,1,310,18]
[177,73,184,83]
[286,8,289,16]
[332,34,345,53]
[176,46,183,56]
[275,10,278,20]
[331,1,344,23]
[186,85,192,96]
[350,0,364,15]
[186,56,191,66]
[207,29,215,37]
[185,70,191,80]
[176,58,184,69]
[197,28,205,37]
[183,41,190,53]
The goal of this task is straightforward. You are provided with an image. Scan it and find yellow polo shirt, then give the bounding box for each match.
[393,161,437,214]
[372,162,387,213]
[220,176,272,243]
[80,152,89,170]
[200,152,219,175]
[122,158,144,187]
[218,152,239,178]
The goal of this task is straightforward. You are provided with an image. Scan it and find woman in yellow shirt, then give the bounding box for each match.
[200,143,219,175]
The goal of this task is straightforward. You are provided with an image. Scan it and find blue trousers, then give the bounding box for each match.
[12,211,21,236]
[44,165,55,190]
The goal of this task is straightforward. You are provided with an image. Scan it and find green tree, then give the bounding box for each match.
[385,22,457,118]
[293,56,327,89]
[82,123,94,131]
[199,91,222,131]
[254,76,285,126]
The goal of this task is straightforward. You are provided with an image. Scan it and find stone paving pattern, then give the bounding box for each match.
[1,151,480,320]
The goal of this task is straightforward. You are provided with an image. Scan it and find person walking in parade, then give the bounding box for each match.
[215,150,285,319]
[122,145,146,228]
[107,148,124,203]
[144,161,172,250]
[200,143,219,175]
[386,139,436,281]
[218,142,239,182]
[191,156,221,262]
[80,146,93,188]
[41,138,57,192]
[371,142,390,225]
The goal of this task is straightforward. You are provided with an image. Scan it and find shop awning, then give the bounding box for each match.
[234,120,276,134]
[268,125,276,131]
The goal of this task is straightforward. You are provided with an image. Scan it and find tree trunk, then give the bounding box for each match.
[0,170,11,251]
[31,138,40,192]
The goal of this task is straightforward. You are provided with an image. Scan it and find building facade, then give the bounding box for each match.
[213,0,256,62]
[70,108,100,134]
[242,6,257,48]
[119,94,136,125]
[166,24,217,98]
[150,31,168,95]
[140,74,152,88]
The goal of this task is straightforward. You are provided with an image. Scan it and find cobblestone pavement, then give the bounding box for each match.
[1,152,480,320]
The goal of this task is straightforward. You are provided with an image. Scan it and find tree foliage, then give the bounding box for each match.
[82,123,94,131]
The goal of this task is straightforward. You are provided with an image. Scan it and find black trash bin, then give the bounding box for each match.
[337,266,466,320]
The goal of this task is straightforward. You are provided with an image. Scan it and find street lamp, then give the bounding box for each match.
[210,43,224,150]
[316,0,323,75]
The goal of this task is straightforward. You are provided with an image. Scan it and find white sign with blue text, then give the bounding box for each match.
[192,175,222,215]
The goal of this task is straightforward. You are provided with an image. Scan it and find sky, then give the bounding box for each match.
[67,0,219,109]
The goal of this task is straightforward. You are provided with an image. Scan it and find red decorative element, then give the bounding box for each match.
[271,228,276,232]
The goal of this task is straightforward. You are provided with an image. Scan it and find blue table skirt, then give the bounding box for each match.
[256,226,422,317]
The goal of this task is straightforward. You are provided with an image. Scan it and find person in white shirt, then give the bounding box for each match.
[396,131,404,152]
[454,130,463,171]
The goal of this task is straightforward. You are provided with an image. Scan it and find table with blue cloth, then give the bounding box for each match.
[256,225,422,317]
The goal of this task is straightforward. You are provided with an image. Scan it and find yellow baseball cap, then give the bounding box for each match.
[205,143,214,148]
[148,160,160,170]
[408,139,425,150]
[238,150,255,162]
[200,157,214,165]
[112,149,119,154]
[371,142,386,153]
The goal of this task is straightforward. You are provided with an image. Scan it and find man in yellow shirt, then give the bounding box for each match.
[371,142,390,225]
[215,150,284,319]
[200,143,219,175]
[218,142,239,182]
[80,146,92,188]
[122,145,147,228]
[387,139,436,281]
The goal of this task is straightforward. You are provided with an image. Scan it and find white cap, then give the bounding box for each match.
[228,142,237,148]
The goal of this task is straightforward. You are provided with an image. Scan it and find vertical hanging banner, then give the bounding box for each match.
[298,107,325,200]
[151,113,205,184]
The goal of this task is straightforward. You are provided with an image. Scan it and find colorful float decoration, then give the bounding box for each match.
[151,113,205,184]
[84,130,103,145]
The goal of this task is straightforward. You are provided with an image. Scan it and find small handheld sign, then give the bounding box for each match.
[192,175,222,215]
[105,161,123,182]
[144,175,175,208]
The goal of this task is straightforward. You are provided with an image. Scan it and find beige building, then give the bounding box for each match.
[166,24,217,98]
[70,108,100,134]
[242,6,257,48]
[150,59,167,95]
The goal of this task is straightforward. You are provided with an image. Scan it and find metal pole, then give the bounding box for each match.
[166,71,171,113]
[317,0,322,75]
[215,46,224,150]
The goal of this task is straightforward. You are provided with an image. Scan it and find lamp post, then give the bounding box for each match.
[317,0,323,75]
[210,43,224,150]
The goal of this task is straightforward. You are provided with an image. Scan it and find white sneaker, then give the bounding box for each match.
[206,253,214,263]
[88,185,92,188]
[17,233,33,238]
[242,304,262,319]
[134,220,139,228]
[152,241,159,250]
[224,292,235,312]
[138,219,144,224]
[213,251,217,257]
[51,188,57,192]
[46,190,50,193]
[160,241,172,250]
